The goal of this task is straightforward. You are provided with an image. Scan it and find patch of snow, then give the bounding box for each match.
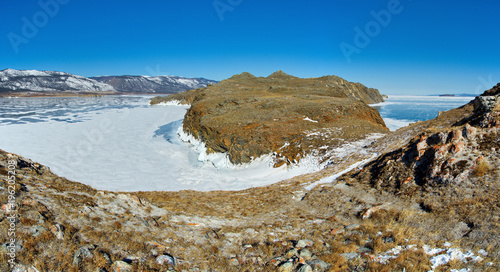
[429,248,483,271]
[423,244,446,255]
[304,153,378,190]
[478,249,488,256]
[155,100,189,106]
[303,117,318,123]
[370,244,485,271]
[175,77,198,88]
[383,117,414,131]
[2,69,50,77]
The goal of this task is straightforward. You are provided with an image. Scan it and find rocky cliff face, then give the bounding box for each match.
[345,83,500,194]
[325,84,500,258]
[92,75,218,93]
[0,69,116,94]
[162,71,388,166]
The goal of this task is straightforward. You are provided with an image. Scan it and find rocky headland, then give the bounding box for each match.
[152,71,388,167]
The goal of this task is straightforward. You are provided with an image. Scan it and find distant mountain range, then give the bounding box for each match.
[0,69,218,95]
[91,75,217,93]
[0,69,115,93]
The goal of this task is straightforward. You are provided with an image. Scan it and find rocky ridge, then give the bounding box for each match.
[91,75,218,94]
[153,71,388,167]
[0,69,116,95]
[0,69,218,96]
[340,83,500,192]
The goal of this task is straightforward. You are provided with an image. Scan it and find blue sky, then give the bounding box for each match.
[1,0,499,95]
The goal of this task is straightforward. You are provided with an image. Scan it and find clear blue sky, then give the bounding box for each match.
[1,0,499,95]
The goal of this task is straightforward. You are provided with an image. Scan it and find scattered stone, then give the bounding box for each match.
[12,265,40,272]
[361,204,384,219]
[296,239,314,248]
[1,241,23,253]
[269,257,285,267]
[299,248,313,260]
[147,241,167,252]
[451,222,470,240]
[307,259,330,271]
[278,261,295,272]
[297,263,313,272]
[383,236,395,244]
[123,255,142,263]
[205,229,219,239]
[229,258,239,266]
[100,251,113,265]
[340,252,359,261]
[1,203,14,212]
[79,205,93,215]
[50,224,64,240]
[285,248,299,258]
[111,260,133,272]
[29,225,46,237]
[329,228,344,235]
[73,245,94,266]
[358,247,372,253]
[463,124,477,140]
[156,254,176,266]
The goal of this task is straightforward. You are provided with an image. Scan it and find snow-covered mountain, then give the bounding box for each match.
[0,69,116,93]
[91,75,218,93]
[0,69,218,95]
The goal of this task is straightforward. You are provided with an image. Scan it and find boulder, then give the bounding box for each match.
[110,261,133,272]
[296,239,314,248]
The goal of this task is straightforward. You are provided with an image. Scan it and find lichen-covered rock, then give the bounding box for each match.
[339,83,500,193]
[110,261,133,272]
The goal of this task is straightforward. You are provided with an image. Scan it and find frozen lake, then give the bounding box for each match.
[0,95,474,191]
[0,96,322,191]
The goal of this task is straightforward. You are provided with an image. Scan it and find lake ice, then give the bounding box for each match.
[0,95,474,191]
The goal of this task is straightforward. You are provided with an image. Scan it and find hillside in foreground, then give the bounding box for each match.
[0,84,499,271]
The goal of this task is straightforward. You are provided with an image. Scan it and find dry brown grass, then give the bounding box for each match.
[322,254,348,271]
[473,159,492,177]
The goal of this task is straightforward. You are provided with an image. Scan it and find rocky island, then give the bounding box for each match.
[152,71,388,167]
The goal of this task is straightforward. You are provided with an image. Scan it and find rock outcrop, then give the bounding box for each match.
[343,83,500,194]
[155,71,388,166]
